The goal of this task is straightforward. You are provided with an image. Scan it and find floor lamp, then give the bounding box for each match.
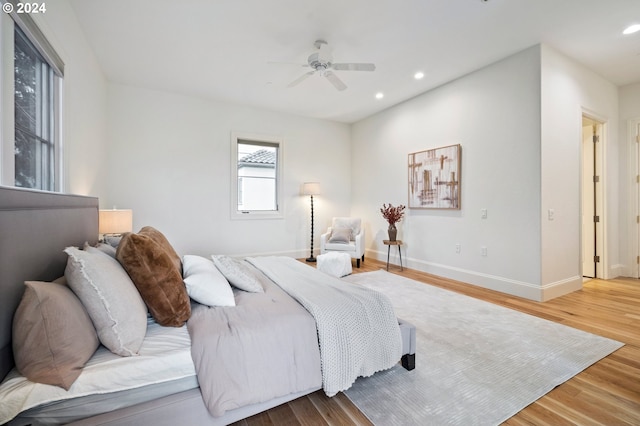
[302,182,320,262]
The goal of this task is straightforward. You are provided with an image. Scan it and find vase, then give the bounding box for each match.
[388,224,397,242]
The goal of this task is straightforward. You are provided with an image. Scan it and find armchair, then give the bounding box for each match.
[320,217,365,267]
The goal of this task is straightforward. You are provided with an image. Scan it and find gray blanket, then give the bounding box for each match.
[187,264,322,417]
[247,256,402,396]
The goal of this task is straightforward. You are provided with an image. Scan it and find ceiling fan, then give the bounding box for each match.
[286,40,376,91]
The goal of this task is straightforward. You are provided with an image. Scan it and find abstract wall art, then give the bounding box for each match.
[408,144,461,209]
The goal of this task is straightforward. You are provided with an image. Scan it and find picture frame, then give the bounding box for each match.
[408,144,461,209]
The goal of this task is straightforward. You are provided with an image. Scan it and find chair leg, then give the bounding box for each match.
[356,258,360,268]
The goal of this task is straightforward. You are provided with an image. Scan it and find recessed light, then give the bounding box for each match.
[623,24,640,35]
[414,72,425,80]
[375,92,384,99]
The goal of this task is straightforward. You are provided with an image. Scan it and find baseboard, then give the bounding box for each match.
[540,276,582,302]
[366,249,581,302]
[609,263,633,279]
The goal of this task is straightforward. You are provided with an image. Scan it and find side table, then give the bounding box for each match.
[383,240,403,271]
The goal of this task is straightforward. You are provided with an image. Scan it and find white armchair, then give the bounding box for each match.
[320,217,365,267]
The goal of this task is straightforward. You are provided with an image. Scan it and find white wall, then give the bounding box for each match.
[540,45,620,295]
[31,1,108,197]
[619,83,640,277]
[351,46,544,299]
[105,83,351,257]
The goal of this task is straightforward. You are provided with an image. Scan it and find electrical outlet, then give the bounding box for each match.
[481,209,487,219]
[548,209,555,221]
[455,243,461,254]
[481,246,488,256]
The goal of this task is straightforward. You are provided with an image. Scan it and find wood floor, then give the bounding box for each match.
[232,259,640,426]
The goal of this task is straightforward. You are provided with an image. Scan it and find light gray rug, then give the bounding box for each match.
[342,270,623,426]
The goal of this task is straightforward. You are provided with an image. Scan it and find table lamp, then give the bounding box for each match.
[99,209,133,242]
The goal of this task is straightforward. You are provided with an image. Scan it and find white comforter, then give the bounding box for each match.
[247,256,403,396]
[0,318,195,424]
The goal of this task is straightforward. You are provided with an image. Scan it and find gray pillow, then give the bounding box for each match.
[84,241,117,258]
[329,227,352,244]
[13,281,99,390]
[64,246,147,356]
[211,255,263,293]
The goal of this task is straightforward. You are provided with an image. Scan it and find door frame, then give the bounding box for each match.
[581,110,606,279]
[630,118,640,278]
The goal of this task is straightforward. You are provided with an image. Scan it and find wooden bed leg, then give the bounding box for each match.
[401,353,415,371]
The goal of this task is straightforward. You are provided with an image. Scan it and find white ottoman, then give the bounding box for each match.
[317,252,352,277]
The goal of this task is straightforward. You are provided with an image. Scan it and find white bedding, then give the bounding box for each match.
[247,256,403,397]
[0,317,196,424]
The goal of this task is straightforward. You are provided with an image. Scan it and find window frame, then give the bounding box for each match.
[0,3,64,192]
[230,132,284,220]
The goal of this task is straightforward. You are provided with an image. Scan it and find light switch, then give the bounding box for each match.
[548,209,555,221]
[481,209,487,219]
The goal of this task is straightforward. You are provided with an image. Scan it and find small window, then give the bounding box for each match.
[231,133,283,219]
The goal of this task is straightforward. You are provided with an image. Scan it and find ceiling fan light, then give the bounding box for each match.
[623,24,640,35]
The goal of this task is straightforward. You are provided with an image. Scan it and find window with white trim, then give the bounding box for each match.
[231,133,283,219]
[1,4,63,191]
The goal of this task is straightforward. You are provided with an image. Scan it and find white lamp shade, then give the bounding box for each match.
[302,182,321,196]
[99,209,133,234]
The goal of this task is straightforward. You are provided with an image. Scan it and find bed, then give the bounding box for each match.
[0,186,416,425]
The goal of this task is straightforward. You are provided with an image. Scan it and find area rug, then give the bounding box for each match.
[342,270,623,426]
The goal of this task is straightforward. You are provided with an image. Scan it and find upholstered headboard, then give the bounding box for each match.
[0,186,98,380]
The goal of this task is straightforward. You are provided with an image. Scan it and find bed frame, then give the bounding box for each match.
[0,186,415,425]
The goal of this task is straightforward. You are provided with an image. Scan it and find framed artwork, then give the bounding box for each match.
[408,144,461,209]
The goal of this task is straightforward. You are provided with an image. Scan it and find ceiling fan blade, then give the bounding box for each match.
[332,63,376,72]
[268,60,309,67]
[324,70,347,91]
[287,71,315,88]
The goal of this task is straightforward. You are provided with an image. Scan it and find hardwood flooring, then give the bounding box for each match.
[232,259,640,426]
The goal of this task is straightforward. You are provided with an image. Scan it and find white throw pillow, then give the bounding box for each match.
[211,255,263,293]
[329,227,352,244]
[64,246,147,356]
[332,218,361,240]
[183,255,236,307]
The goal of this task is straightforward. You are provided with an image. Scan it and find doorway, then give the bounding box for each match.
[635,121,640,278]
[581,116,604,278]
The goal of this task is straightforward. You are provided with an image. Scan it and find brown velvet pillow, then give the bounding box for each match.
[13,281,99,390]
[116,229,190,327]
[139,226,182,274]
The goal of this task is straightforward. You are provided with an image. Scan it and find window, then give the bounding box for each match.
[231,133,283,219]
[14,27,57,190]
[1,6,63,191]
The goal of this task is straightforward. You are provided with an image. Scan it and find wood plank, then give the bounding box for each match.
[288,394,330,426]
[307,390,363,425]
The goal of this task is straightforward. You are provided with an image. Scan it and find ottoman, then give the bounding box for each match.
[317,252,352,277]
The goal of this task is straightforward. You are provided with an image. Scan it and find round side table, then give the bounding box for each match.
[383,240,403,271]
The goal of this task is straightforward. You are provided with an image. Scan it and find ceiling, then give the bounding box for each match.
[68,0,640,123]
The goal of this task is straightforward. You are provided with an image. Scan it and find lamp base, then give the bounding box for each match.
[306,256,317,263]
